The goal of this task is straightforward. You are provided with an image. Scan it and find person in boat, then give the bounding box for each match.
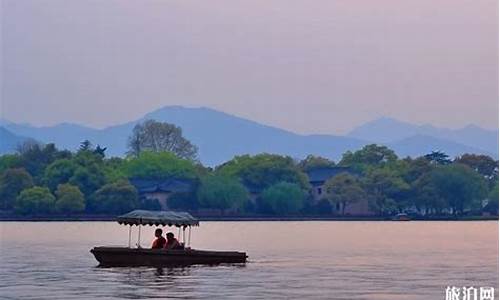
[164,232,182,250]
[151,228,167,249]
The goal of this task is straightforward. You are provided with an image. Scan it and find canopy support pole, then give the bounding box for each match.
[182,227,186,245]
[188,226,192,247]
[178,227,181,242]
[128,225,132,248]
[137,225,141,248]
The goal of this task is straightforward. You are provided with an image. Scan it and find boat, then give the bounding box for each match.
[392,213,411,221]
[90,210,247,267]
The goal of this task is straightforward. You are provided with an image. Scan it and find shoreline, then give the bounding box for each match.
[0,214,497,222]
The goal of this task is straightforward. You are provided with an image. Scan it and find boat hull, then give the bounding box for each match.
[90,247,247,267]
[392,216,411,221]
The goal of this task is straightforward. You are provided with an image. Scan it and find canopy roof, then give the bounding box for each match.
[117,210,199,227]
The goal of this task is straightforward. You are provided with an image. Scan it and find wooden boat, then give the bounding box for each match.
[392,213,411,221]
[90,210,247,267]
[91,247,247,267]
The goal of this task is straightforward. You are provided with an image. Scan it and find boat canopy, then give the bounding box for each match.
[117,210,199,227]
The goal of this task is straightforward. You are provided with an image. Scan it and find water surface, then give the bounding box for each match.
[0,221,497,299]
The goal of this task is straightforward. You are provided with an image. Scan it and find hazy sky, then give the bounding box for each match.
[1,0,498,134]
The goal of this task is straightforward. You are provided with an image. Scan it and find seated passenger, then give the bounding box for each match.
[151,228,166,249]
[164,232,182,250]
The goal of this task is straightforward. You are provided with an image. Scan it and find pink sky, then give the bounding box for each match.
[2,0,498,134]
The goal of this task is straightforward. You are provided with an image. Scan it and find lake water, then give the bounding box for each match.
[0,221,497,299]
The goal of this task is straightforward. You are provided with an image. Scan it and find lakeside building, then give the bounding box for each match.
[306,167,375,216]
[129,167,376,216]
[129,178,192,210]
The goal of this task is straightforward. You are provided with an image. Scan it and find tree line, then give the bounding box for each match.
[0,120,497,217]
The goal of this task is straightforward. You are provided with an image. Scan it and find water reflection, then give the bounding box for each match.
[94,264,248,299]
[97,266,192,283]
[0,221,497,300]
[155,266,192,277]
[93,266,194,299]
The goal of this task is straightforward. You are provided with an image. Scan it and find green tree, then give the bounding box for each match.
[197,175,249,213]
[363,168,410,215]
[217,154,310,192]
[73,146,105,166]
[424,151,452,165]
[418,164,488,215]
[44,159,78,191]
[298,155,335,171]
[43,149,106,197]
[65,149,107,196]
[69,166,106,197]
[127,119,198,160]
[401,157,432,183]
[55,184,85,213]
[79,140,93,152]
[412,175,447,215]
[16,142,72,181]
[77,140,107,158]
[324,173,366,215]
[259,182,305,215]
[339,144,397,170]
[103,157,127,182]
[14,186,56,214]
[91,180,139,214]
[122,151,198,180]
[93,145,107,158]
[0,168,34,209]
[0,154,22,174]
[455,154,498,179]
[484,183,498,215]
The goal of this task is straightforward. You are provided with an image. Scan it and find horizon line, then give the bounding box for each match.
[1,104,498,135]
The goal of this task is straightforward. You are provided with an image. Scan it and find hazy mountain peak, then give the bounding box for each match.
[143,105,296,135]
[0,127,36,154]
[348,116,418,143]
[389,134,495,158]
[349,116,498,156]
[147,105,228,116]
[145,105,238,121]
[1,109,497,164]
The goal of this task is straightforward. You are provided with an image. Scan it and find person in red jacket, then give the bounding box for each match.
[151,228,166,249]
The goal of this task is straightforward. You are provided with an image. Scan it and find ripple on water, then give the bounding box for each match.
[0,221,497,299]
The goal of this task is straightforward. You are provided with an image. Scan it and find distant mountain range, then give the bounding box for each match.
[348,117,498,154]
[0,127,34,154]
[0,106,497,165]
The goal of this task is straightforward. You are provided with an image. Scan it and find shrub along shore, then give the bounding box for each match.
[0,142,497,219]
[0,212,497,222]
[0,120,498,219]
